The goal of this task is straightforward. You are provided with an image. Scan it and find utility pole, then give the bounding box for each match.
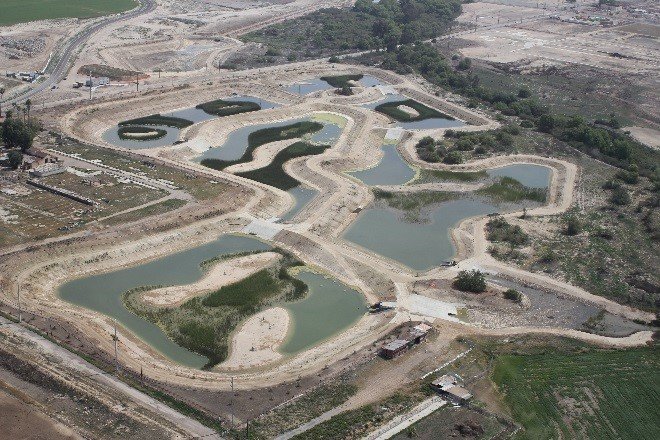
[230,376,234,428]
[113,321,119,372]
[246,419,249,439]
[89,69,92,100]
[135,73,139,92]
[17,281,21,323]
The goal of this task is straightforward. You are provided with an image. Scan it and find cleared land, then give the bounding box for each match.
[0,0,137,26]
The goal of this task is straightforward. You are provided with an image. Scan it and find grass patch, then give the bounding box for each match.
[416,168,488,183]
[195,99,261,117]
[375,99,454,122]
[100,199,186,226]
[492,348,660,440]
[77,64,144,81]
[251,383,358,438]
[292,392,419,440]
[123,250,305,368]
[320,74,363,88]
[200,121,323,172]
[0,0,137,26]
[117,126,167,141]
[374,189,455,222]
[119,114,193,129]
[236,141,330,190]
[478,177,546,203]
[486,216,528,246]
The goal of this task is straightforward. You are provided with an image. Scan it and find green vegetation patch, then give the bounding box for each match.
[251,383,358,438]
[375,99,454,122]
[118,114,193,129]
[486,216,528,247]
[478,177,546,203]
[200,121,324,172]
[123,250,305,368]
[0,0,137,26]
[236,141,330,190]
[320,74,364,88]
[195,99,261,117]
[77,64,144,81]
[117,126,167,141]
[240,0,461,65]
[100,199,186,226]
[416,168,488,183]
[492,348,660,440]
[374,189,455,222]
[293,392,419,440]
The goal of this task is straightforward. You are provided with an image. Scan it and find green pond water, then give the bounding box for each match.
[58,234,365,368]
[280,270,368,354]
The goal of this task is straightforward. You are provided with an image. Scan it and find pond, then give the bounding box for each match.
[349,142,415,186]
[102,96,279,150]
[285,78,334,95]
[344,199,499,271]
[344,163,553,271]
[58,234,367,368]
[281,186,317,222]
[59,234,270,368]
[280,270,367,354]
[487,164,552,189]
[363,94,465,130]
[196,117,308,162]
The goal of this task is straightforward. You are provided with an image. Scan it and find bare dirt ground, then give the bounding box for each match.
[222,306,291,370]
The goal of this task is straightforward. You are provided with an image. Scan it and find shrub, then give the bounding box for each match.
[455,138,474,151]
[610,186,631,205]
[453,270,487,293]
[563,215,581,236]
[537,246,557,263]
[503,288,522,302]
[443,151,463,164]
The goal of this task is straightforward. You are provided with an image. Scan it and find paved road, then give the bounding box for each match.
[6,0,156,105]
[0,316,222,439]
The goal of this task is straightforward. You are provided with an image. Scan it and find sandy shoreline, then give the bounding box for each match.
[220,307,291,371]
[142,252,281,307]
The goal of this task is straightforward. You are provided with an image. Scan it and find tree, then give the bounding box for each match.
[563,215,581,236]
[457,57,472,70]
[7,151,23,169]
[453,270,487,293]
[503,288,522,302]
[537,114,555,133]
[443,150,462,164]
[610,186,631,205]
[25,99,32,120]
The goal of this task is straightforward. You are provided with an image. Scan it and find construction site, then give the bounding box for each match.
[1,1,658,439]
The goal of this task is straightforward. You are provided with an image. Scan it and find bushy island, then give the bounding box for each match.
[117,126,167,141]
[236,141,330,190]
[375,98,454,122]
[123,249,306,369]
[119,114,194,129]
[196,99,261,117]
[320,74,364,88]
[201,120,324,172]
